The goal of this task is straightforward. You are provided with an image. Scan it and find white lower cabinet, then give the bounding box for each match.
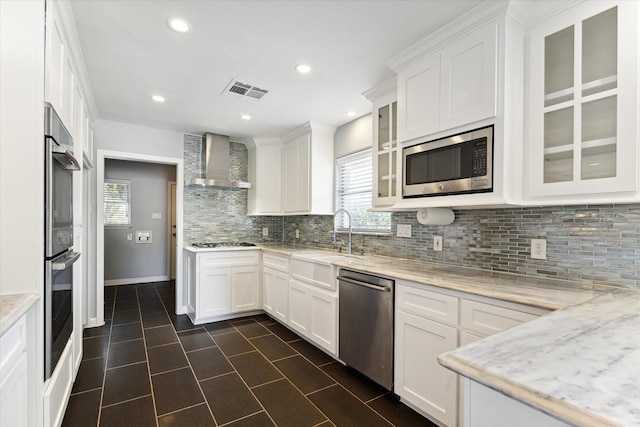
[262,266,289,323]
[288,279,337,355]
[1,314,30,427]
[395,281,549,426]
[395,286,459,427]
[186,250,260,324]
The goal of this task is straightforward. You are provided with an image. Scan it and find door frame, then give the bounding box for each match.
[96,150,184,325]
[167,181,177,280]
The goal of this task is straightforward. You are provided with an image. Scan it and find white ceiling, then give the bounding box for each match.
[70,0,483,141]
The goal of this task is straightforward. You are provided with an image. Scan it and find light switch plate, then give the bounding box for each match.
[295,229,300,239]
[434,236,443,251]
[152,213,162,219]
[263,227,269,237]
[397,224,412,238]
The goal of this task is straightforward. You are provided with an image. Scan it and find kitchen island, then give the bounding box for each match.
[438,288,640,427]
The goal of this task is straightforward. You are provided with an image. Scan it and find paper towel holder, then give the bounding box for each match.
[416,207,455,225]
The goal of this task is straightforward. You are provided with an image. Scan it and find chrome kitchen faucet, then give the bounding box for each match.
[333,209,352,255]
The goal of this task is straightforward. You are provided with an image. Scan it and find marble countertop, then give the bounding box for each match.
[439,288,640,427]
[260,244,606,310]
[0,293,39,336]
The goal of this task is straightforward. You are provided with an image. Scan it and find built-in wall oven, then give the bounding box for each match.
[44,103,80,379]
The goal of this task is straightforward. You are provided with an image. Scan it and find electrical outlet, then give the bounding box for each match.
[434,236,443,252]
[127,234,133,241]
[262,227,268,237]
[397,224,412,238]
[531,238,546,260]
[295,229,300,239]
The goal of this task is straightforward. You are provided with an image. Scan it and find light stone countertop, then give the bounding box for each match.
[438,288,640,427]
[0,293,39,336]
[259,243,606,310]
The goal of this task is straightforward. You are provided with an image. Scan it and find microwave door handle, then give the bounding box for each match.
[52,252,81,271]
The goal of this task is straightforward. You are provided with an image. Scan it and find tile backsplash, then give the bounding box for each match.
[183,134,639,289]
[283,205,640,288]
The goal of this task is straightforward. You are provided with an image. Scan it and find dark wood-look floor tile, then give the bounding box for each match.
[204,320,235,336]
[152,367,204,416]
[82,335,109,360]
[273,355,335,394]
[61,389,101,427]
[368,393,436,426]
[114,286,138,301]
[110,322,142,343]
[112,309,140,325]
[144,325,178,348]
[142,311,171,328]
[225,411,276,427]
[100,396,156,427]
[212,331,255,356]
[158,403,215,427]
[253,378,327,426]
[228,351,283,387]
[82,320,111,338]
[200,372,263,425]
[250,314,277,325]
[106,338,146,368]
[71,357,105,393]
[170,313,198,332]
[228,317,256,325]
[135,283,159,296]
[147,342,188,374]
[288,338,334,366]
[308,384,392,427]
[265,322,301,343]
[103,301,114,320]
[139,300,165,314]
[114,299,138,312]
[234,321,271,339]
[178,328,215,351]
[321,362,388,402]
[187,346,234,381]
[250,334,297,361]
[102,362,151,406]
[104,286,116,299]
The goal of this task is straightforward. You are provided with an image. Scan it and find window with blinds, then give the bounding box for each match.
[335,150,391,232]
[104,179,131,226]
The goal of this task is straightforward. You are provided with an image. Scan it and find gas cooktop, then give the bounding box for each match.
[191,242,257,248]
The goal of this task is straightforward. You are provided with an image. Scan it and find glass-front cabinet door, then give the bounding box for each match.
[373,100,398,207]
[526,1,638,199]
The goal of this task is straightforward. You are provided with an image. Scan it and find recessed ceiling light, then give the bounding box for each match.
[240,114,251,120]
[346,111,356,117]
[296,64,311,74]
[151,95,166,103]
[167,17,191,33]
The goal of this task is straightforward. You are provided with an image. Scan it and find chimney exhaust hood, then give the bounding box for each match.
[189,133,251,189]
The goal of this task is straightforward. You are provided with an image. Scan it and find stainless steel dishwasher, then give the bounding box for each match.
[338,268,394,390]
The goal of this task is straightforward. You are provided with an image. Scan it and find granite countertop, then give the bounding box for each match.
[0,293,39,336]
[260,243,606,310]
[438,288,640,427]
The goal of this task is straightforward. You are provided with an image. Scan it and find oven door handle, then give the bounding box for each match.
[52,145,81,171]
[52,251,81,271]
[337,276,391,292]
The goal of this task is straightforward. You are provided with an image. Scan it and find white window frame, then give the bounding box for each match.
[103,178,132,228]
[335,149,391,234]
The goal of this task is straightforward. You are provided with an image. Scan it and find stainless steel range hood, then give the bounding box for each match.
[189,133,251,189]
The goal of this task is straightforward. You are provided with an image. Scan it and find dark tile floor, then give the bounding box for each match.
[62,281,436,427]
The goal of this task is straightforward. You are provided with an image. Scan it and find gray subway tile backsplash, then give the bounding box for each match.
[183,134,639,288]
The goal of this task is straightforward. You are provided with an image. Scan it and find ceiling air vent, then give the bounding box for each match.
[223,79,269,102]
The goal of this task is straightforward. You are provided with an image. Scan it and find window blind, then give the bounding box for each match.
[104,179,131,226]
[335,150,391,232]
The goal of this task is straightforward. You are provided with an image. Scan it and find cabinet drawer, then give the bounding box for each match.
[460,299,538,337]
[0,315,27,378]
[290,258,337,291]
[396,283,459,326]
[263,253,290,272]
[199,251,259,267]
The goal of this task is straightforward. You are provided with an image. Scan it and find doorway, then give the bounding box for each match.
[168,181,177,280]
[96,150,184,326]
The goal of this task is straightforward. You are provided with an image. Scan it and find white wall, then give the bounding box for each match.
[334,114,372,158]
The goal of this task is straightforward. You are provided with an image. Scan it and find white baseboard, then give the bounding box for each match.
[104,275,169,286]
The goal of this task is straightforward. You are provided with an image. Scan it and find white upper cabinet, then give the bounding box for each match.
[396,21,497,144]
[249,122,335,215]
[364,79,401,208]
[525,1,639,202]
[247,139,283,215]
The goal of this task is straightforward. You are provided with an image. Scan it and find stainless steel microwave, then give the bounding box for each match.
[402,125,493,197]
